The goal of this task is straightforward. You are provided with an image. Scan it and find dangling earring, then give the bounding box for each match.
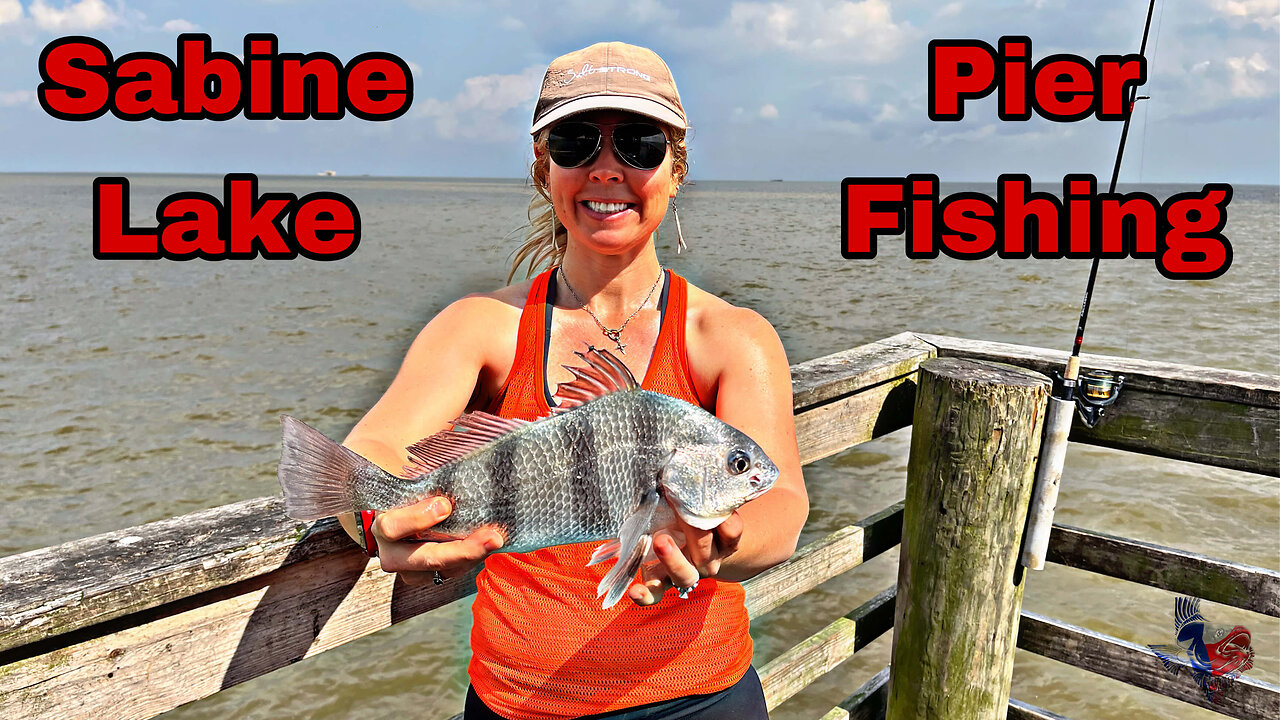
[671,198,688,254]
[551,212,563,267]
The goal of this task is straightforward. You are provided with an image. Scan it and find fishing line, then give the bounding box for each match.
[1137,0,1166,183]
[1021,0,1159,570]
[1069,0,1158,368]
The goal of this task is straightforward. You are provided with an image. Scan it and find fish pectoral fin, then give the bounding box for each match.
[598,534,653,609]
[1148,644,1185,675]
[587,540,621,567]
[594,488,661,608]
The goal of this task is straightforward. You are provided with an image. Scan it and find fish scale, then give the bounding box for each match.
[351,394,671,553]
[277,346,779,608]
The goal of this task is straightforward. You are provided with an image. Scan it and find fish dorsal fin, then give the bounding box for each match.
[400,412,530,477]
[552,345,639,410]
[1173,596,1205,633]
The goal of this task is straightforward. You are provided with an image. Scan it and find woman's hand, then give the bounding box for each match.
[372,497,505,586]
[628,511,743,606]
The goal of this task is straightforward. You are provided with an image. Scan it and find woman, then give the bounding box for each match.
[335,42,806,719]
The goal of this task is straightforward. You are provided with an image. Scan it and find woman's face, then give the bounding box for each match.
[545,110,678,258]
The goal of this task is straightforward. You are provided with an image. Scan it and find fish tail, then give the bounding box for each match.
[278,415,390,521]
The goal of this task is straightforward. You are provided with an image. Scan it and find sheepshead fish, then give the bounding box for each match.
[277,346,779,608]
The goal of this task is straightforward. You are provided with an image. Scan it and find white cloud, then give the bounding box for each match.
[161,18,197,32]
[624,0,668,22]
[0,89,36,106]
[830,75,870,104]
[873,102,899,123]
[415,65,544,140]
[758,103,779,119]
[727,0,912,64]
[934,2,963,19]
[1224,52,1274,97]
[0,0,22,25]
[28,0,125,31]
[499,16,524,31]
[1212,0,1280,30]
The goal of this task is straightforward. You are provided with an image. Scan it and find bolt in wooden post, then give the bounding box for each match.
[887,358,1050,720]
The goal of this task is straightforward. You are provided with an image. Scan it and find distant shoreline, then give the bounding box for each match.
[1,171,1276,189]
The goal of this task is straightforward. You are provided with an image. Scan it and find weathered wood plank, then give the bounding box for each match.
[821,665,890,720]
[0,498,902,720]
[915,334,1280,406]
[1047,524,1280,617]
[1018,611,1280,719]
[0,338,923,657]
[1076,391,1278,476]
[916,334,1280,475]
[760,587,895,712]
[889,359,1049,720]
[745,503,903,620]
[794,375,917,465]
[0,496,331,657]
[819,679,1070,720]
[790,332,933,410]
[1007,699,1072,720]
[0,549,480,720]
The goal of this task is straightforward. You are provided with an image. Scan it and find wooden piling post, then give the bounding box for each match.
[887,358,1050,720]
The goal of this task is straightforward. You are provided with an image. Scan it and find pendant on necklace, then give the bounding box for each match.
[602,329,626,354]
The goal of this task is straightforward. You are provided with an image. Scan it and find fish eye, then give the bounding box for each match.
[727,449,751,475]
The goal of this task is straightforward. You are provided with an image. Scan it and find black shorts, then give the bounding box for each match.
[463,665,768,720]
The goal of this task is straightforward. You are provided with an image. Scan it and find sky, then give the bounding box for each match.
[0,0,1277,183]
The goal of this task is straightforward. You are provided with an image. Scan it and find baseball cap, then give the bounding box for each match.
[530,42,687,134]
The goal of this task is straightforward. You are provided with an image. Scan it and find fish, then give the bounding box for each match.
[1148,596,1254,703]
[277,346,780,608]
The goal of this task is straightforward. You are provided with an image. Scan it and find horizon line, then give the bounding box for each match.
[1,170,1276,188]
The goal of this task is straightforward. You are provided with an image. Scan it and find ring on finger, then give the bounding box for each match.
[433,570,445,585]
[676,580,699,599]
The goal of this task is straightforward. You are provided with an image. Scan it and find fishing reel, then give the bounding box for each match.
[1056,369,1125,428]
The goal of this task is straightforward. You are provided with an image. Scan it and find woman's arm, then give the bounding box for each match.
[631,305,807,603]
[334,294,512,584]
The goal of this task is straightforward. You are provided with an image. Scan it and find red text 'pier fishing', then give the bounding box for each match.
[841,175,1232,280]
[929,36,1146,121]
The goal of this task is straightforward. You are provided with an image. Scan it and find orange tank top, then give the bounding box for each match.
[468,267,754,720]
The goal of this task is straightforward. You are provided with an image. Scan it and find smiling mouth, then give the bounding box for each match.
[582,200,636,215]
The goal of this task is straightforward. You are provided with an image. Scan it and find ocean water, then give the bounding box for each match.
[1,173,1276,719]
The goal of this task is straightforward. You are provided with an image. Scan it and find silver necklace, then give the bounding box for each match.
[560,267,663,355]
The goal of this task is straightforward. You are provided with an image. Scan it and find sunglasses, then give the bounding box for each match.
[547,121,669,171]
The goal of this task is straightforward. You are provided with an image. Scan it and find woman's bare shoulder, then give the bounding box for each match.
[424,278,535,334]
[684,280,781,346]
[683,279,789,391]
[417,277,537,377]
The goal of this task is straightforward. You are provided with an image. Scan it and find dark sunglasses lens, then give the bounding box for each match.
[614,124,668,169]
[547,123,600,168]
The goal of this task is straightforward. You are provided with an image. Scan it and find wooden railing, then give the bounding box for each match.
[790,334,1279,720]
[1,332,1276,719]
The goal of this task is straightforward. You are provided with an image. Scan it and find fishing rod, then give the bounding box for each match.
[1021,0,1158,570]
